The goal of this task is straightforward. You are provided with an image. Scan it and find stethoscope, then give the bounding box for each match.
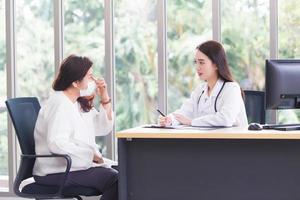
[197,81,226,113]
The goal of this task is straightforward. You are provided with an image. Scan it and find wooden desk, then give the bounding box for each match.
[117,126,300,200]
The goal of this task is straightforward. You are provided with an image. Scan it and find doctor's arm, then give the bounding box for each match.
[159,94,195,126]
[191,84,243,127]
[169,88,199,125]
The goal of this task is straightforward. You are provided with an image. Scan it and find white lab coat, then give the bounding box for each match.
[33,91,114,176]
[171,79,248,127]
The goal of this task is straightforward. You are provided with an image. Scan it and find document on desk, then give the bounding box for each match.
[175,125,227,130]
[143,124,226,130]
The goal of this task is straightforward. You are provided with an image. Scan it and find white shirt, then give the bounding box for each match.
[171,79,248,127]
[33,91,114,176]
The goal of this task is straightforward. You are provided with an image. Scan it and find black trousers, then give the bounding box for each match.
[34,167,118,200]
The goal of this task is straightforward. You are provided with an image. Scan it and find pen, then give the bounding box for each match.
[156,109,166,117]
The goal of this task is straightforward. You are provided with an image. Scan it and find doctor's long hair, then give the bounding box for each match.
[196,40,245,100]
[52,55,95,112]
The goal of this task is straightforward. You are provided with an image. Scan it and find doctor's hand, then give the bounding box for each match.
[93,154,104,164]
[173,113,192,126]
[158,115,172,126]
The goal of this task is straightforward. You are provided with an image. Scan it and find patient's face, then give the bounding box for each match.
[78,68,94,90]
[194,50,218,81]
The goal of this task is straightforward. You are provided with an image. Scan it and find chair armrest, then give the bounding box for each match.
[111,165,118,171]
[15,154,72,198]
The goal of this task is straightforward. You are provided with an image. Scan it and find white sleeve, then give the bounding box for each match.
[46,105,94,169]
[191,83,243,127]
[170,88,199,125]
[93,146,102,158]
[92,105,114,136]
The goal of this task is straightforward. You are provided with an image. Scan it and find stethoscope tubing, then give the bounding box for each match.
[197,81,226,113]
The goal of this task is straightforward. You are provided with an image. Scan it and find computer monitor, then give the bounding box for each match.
[266,59,300,110]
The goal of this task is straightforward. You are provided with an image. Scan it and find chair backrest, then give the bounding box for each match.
[5,97,40,155]
[5,97,41,181]
[244,90,266,124]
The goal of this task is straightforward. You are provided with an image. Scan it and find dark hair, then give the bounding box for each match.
[53,54,95,112]
[196,40,244,99]
[196,40,234,82]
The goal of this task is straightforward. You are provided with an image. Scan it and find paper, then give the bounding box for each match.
[143,124,227,130]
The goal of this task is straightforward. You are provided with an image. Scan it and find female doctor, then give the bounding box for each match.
[159,40,248,127]
[33,55,118,200]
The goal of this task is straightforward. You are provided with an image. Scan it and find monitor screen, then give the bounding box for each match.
[266,59,300,110]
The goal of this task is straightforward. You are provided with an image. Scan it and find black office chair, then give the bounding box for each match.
[5,97,101,200]
[244,90,266,124]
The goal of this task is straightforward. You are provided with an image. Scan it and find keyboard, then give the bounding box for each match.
[263,123,300,131]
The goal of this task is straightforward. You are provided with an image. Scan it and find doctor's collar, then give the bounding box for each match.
[203,79,225,97]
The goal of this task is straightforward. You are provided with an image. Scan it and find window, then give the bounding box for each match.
[0,0,8,192]
[278,0,300,123]
[64,0,105,78]
[16,0,54,102]
[13,1,54,187]
[278,0,300,59]
[167,0,212,113]
[115,0,158,131]
[221,0,269,90]
[64,0,107,154]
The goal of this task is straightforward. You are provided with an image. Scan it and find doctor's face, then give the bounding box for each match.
[194,49,218,81]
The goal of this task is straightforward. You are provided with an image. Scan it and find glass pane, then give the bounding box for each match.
[278,0,300,58]
[0,0,8,193]
[167,0,212,113]
[16,0,54,103]
[115,0,158,131]
[278,0,300,123]
[64,0,107,154]
[64,0,105,77]
[221,0,269,90]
